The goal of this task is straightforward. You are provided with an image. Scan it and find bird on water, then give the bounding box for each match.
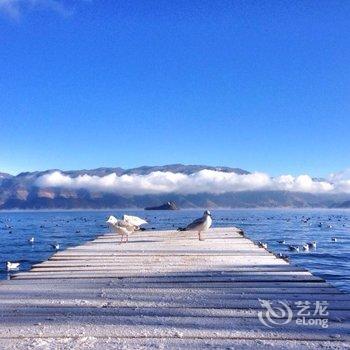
[258,241,268,249]
[50,243,60,250]
[307,241,317,249]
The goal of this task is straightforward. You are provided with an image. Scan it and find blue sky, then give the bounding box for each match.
[0,0,349,176]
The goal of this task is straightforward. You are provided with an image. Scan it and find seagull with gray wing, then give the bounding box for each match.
[180,210,212,241]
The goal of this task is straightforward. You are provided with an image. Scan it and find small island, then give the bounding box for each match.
[145,201,178,210]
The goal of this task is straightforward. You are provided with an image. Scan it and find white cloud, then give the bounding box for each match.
[34,169,348,195]
[0,0,79,20]
[328,169,350,193]
[273,174,334,193]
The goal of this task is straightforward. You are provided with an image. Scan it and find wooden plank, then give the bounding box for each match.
[32,263,302,271]
[12,273,323,282]
[0,306,349,320]
[0,315,348,341]
[0,338,344,350]
[0,295,349,309]
[29,268,312,275]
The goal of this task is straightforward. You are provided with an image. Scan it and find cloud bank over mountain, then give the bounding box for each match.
[2,165,350,209]
[35,169,350,195]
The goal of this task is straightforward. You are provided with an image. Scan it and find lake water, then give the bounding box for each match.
[0,209,349,292]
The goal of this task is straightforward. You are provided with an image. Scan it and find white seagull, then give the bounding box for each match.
[181,210,212,241]
[28,237,35,244]
[6,262,20,271]
[107,215,147,243]
[123,215,148,231]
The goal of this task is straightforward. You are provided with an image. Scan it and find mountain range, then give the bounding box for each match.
[0,164,349,209]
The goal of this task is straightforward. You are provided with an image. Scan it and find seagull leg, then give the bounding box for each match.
[198,231,205,241]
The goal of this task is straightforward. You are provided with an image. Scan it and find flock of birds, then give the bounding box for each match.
[258,240,318,252]
[257,219,340,254]
[3,211,345,272]
[106,210,213,242]
[5,211,212,272]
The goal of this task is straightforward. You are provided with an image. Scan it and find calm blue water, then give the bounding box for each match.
[0,209,349,292]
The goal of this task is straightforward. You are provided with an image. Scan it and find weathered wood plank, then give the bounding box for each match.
[0,306,349,320]
[12,273,323,282]
[0,315,348,341]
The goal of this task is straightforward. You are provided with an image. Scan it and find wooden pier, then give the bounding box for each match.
[0,227,349,349]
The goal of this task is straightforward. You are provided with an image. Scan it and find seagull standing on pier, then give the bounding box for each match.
[180,210,212,241]
[123,215,147,231]
[107,215,147,243]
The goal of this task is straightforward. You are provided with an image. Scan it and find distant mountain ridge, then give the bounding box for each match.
[0,172,11,179]
[11,164,249,178]
[0,164,348,209]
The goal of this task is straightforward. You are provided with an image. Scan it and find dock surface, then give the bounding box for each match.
[0,227,349,349]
